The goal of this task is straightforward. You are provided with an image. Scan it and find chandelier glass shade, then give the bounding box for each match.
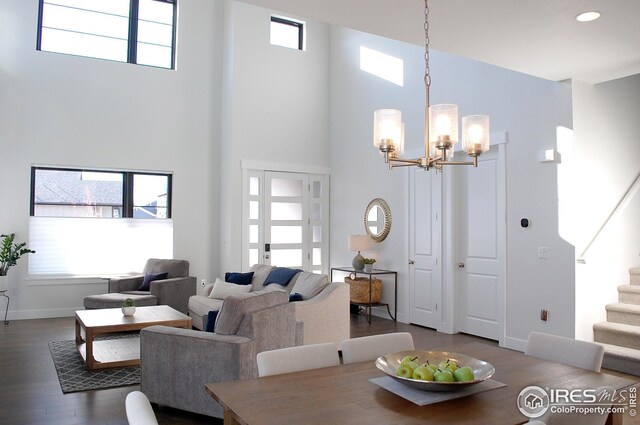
[373,0,490,171]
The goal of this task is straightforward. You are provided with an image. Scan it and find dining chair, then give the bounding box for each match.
[125,391,159,425]
[257,342,340,377]
[341,332,414,364]
[524,331,604,372]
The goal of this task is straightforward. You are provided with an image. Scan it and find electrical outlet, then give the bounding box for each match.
[540,309,549,321]
[201,279,206,287]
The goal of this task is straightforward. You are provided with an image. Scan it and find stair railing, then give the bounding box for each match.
[577,170,640,264]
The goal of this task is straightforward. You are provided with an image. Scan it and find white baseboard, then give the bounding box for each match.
[369,306,406,324]
[504,336,527,352]
[8,308,77,321]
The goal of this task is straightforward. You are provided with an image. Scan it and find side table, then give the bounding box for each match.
[330,267,397,324]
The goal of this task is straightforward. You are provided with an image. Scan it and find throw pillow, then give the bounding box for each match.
[138,272,168,291]
[224,271,254,285]
[289,293,303,302]
[204,310,219,332]
[290,272,329,300]
[263,267,302,286]
[209,278,252,299]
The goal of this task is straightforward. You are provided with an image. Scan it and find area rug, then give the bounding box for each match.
[48,335,140,393]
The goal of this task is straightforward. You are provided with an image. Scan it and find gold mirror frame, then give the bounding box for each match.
[364,198,392,242]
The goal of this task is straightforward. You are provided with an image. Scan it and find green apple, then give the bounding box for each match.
[434,368,455,382]
[401,356,418,364]
[438,360,459,373]
[396,363,415,378]
[426,363,438,373]
[412,365,434,381]
[453,366,475,382]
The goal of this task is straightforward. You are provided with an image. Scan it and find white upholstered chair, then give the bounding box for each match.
[257,342,340,377]
[341,332,415,364]
[125,391,159,425]
[525,331,604,372]
[525,332,608,425]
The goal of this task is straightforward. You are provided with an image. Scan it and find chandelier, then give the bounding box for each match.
[373,0,490,171]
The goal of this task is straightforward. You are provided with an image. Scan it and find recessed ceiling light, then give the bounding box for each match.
[575,11,601,22]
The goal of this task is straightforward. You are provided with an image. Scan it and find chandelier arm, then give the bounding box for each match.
[389,157,422,165]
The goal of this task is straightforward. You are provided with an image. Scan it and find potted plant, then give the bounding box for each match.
[0,233,35,292]
[363,258,376,273]
[122,298,136,316]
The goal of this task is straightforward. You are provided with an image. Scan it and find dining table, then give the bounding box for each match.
[205,341,639,425]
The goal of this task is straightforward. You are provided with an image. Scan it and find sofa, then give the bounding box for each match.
[140,289,302,418]
[84,258,196,314]
[188,264,350,348]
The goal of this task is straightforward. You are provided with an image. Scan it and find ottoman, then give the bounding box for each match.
[83,293,157,310]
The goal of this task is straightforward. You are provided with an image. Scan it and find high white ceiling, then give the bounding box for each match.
[239,0,640,84]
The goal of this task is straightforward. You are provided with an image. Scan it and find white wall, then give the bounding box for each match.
[329,27,575,348]
[218,1,331,274]
[0,0,223,318]
[573,75,640,341]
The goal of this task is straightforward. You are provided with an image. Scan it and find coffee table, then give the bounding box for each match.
[75,305,191,370]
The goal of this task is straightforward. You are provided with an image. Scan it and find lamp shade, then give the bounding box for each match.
[429,104,458,157]
[348,235,370,252]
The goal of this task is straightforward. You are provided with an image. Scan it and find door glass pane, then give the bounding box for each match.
[312,181,322,198]
[250,201,259,219]
[313,248,321,266]
[271,249,302,267]
[271,178,302,197]
[311,203,322,220]
[249,225,259,244]
[271,202,302,220]
[249,249,259,267]
[250,177,260,196]
[313,226,321,243]
[271,226,302,244]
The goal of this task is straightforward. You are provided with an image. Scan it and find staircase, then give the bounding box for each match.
[593,267,640,376]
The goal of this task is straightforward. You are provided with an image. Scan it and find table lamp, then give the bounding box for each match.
[348,235,370,271]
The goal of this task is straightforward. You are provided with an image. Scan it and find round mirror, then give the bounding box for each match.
[364,198,391,242]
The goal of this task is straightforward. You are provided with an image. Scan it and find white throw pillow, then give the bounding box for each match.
[209,278,252,299]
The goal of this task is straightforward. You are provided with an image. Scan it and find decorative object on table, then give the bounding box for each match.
[348,235,370,270]
[48,336,140,393]
[375,350,495,392]
[363,258,376,273]
[371,0,490,172]
[0,233,35,292]
[122,298,136,316]
[346,274,382,304]
[364,198,392,242]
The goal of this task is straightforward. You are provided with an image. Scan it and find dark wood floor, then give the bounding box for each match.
[1,313,638,425]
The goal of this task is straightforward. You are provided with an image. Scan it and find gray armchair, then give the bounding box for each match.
[140,289,303,418]
[109,258,196,314]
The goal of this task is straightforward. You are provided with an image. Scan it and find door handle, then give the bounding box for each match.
[408,260,415,265]
[458,262,465,268]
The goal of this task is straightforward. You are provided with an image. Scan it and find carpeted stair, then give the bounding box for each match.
[593,267,640,376]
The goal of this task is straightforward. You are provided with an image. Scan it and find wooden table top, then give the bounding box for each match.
[76,305,191,331]
[205,342,638,425]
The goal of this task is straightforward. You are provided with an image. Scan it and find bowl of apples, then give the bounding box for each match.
[375,350,495,392]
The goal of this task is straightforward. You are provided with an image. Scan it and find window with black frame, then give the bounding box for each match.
[37,0,177,69]
[270,16,304,51]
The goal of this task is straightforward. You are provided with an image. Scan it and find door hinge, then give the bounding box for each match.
[308,253,311,260]
[435,303,438,311]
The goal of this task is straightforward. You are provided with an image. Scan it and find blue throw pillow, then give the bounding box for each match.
[289,293,303,302]
[204,310,219,332]
[138,272,168,291]
[224,271,254,285]
[264,267,302,286]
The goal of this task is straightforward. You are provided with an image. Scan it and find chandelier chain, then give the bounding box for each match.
[424,0,431,89]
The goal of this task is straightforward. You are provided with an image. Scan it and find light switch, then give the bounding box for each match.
[537,247,548,259]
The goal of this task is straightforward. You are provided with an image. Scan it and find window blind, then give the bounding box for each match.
[28,217,173,276]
